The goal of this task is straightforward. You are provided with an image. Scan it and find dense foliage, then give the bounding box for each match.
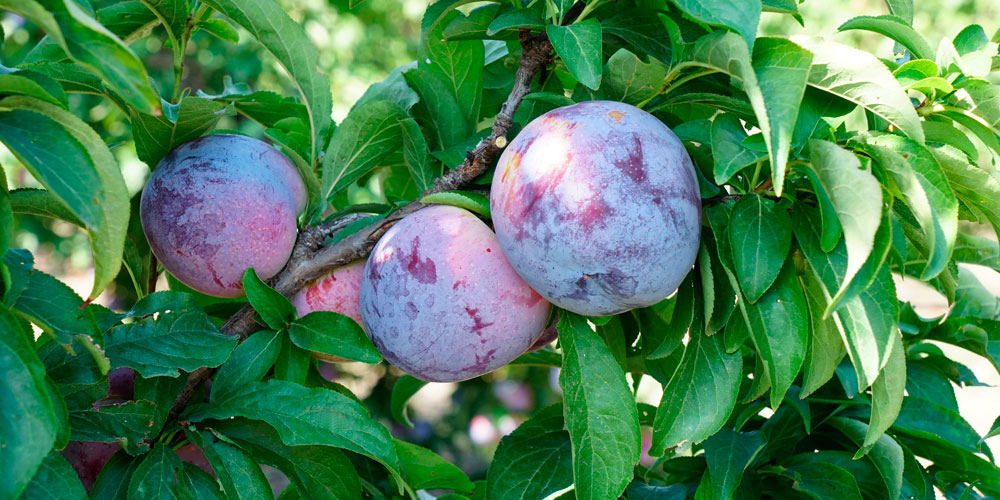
[1,0,999,499]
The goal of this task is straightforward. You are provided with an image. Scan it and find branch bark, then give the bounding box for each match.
[164,30,553,428]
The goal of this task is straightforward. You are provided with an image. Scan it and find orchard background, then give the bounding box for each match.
[3,0,1000,498]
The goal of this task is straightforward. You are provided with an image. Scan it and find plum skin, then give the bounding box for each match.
[292,260,365,362]
[140,134,306,298]
[360,205,551,382]
[490,100,702,316]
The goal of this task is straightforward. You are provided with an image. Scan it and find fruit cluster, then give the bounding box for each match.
[141,100,702,382]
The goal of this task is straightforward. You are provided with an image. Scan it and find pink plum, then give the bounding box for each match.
[140,134,306,297]
[491,100,701,315]
[360,205,551,382]
[292,260,366,362]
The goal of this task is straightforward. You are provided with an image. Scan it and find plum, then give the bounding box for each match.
[360,205,551,382]
[61,441,120,492]
[491,100,701,315]
[106,367,133,400]
[292,260,366,362]
[140,134,306,298]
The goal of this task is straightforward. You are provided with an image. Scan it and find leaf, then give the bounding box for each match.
[0,96,128,298]
[186,430,275,500]
[355,63,420,113]
[20,451,87,500]
[288,312,381,363]
[211,329,281,403]
[828,417,903,499]
[837,16,933,60]
[710,113,766,184]
[799,270,846,397]
[0,307,61,500]
[88,449,141,500]
[0,175,10,261]
[195,18,239,44]
[751,37,813,196]
[884,0,913,23]
[601,48,665,106]
[851,134,957,280]
[130,96,231,167]
[421,10,484,123]
[8,188,82,226]
[182,464,224,500]
[703,428,765,500]
[954,24,990,55]
[651,325,742,451]
[0,71,68,107]
[792,206,899,390]
[390,375,427,428]
[396,440,474,492]
[905,358,959,412]
[786,462,863,500]
[800,39,924,143]
[806,139,883,311]
[68,400,158,454]
[274,335,309,385]
[202,0,332,161]
[727,194,792,303]
[557,312,639,500]
[670,0,761,50]
[893,397,988,457]
[486,8,544,37]
[420,191,491,218]
[399,117,436,193]
[104,309,238,378]
[243,268,296,330]
[931,144,1000,239]
[183,379,401,482]
[127,444,194,499]
[865,331,906,451]
[404,67,470,150]
[139,0,189,57]
[486,405,573,500]
[442,4,500,41]
[320,99,405,202]
[95,1,159,40]
[736,261,808,407]
[601,10,673,64]
[547,21,603,90]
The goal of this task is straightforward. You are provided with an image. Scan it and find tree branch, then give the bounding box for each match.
[163,30,553,429]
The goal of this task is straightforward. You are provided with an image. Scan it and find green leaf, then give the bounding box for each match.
[557,312,639,500]
[670,0,761,50]
[751,37,813,196]
[651,325,742,451]
[703,428,765,500]
[390,375,427,428]
[20,451,87,500]
[202,0,332,161]
[865,332,905,452]
[932,144,1000,239]
[486,8,544,37]
[396,440,474,492]
[88,449,140,500]
[404,67,470,150]
[95,1,159,40]
[954,24,990,55]
[211,329,281,403]
[288,312,381,363]
[786,462,863,500]
[0,307,61,500]
[420,191,491,218]
[710,113,766,184]
[547,21,603,90]
[186,430,275,500]
[139,0,189,58]
[799,270,846,397]
[851,133,957,280]
[210,420,362,500]
[0,71,67,107]
[837,15,933,60]
[421,10,484,123]
[399,117,437,193]
[442,4,500,41]
[884,0,913,23]
[243,268,296,330]
[184,379,401,482]
[130,96,231,167]
[0,96,128,299]
[828,417,903,499]
[420,0,485,34]
[700,237,736,336]
[486,405,573,500]
[792,206,899,390]
[601,10,673,64]
[8,188,83,226]
[736,260,808,407]
[601,49,665,106]
[905,358,959,412]
[195,18,239,44]
[68,400,158,454]
[274,335,309,385]
[104,309,238,378]
[0,175,10,261]
[806,139,884,312]
[181,464,223,500]
[893,397,989,457]
[801,39,924,143]
[728,194,792,303]
[320,99,405,202]
[128,444,194,499]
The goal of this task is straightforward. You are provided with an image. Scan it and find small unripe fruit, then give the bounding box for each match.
[140,134,305,297]
[491,100,701,315]
[360,205,551,382]
[292,260,365,362]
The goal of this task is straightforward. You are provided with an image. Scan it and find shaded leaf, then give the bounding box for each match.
[288,312,381,364]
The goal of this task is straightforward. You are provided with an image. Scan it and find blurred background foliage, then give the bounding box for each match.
[1,0,998,484]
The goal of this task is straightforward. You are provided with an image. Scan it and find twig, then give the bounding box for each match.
[162,29,554,429]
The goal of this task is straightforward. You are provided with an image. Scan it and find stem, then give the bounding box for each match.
[662,69,718,96]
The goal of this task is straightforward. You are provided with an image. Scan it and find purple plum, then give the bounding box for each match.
[490,100,701,315]
[61,441,120,492]
[140,134,306,297]
[292,260,366,362]
[106,367,133,400]
[360,205,551,382]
